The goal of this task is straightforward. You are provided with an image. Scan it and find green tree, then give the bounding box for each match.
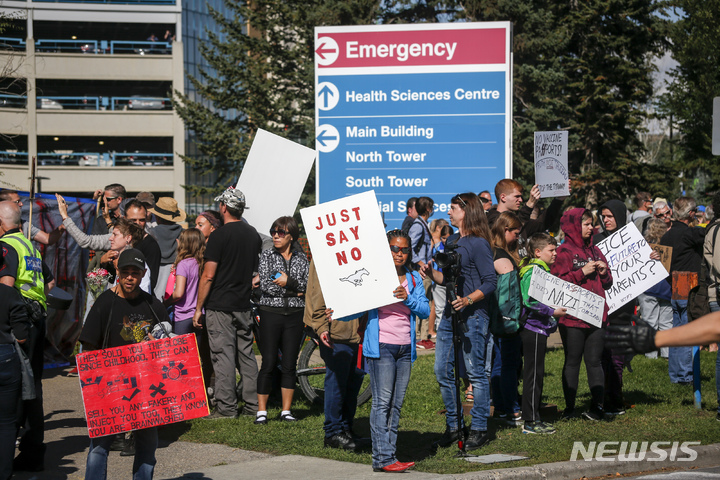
[174,0,381,202]
[457,0,668,207]
[659,0,720,197]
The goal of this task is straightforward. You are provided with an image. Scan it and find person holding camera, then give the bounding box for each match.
[421,193,497,451]
[254,216,309,425]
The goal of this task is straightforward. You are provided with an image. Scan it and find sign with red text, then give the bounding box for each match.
[596,222,668,314]
[76,334,208,438]
[300,190,399,319]
[315,22,513,229]
[237,129,316,235]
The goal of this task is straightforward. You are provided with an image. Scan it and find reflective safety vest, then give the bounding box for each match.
[1,232,46,309]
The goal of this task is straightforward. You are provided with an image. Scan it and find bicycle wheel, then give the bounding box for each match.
[297,339,372,407]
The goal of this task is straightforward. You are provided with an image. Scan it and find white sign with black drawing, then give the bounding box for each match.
[300,190,399,319]
[528,267,605,328]
[534,131,570,198]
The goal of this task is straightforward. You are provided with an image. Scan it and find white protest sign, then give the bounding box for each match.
[236,129,316,236]
[300,190,399,319]
[528,268,605,328]
[596,222,668,314]
[534,131,570,198]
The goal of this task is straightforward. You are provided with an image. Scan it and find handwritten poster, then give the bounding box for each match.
[236,129,316,236]
[534,131,570,198]
[596,223,668,314]
[300,190,399,319]
[76,334,208,438]
[529,268,605,327]
[649,244,673,274]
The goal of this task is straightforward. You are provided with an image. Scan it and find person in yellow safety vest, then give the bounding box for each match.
[0,200,55,473]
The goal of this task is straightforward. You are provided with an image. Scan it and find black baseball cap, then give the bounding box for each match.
[117,248,146,270]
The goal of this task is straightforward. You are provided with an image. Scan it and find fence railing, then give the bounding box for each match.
[0,151,173,167]
[0,95,172,111]
[1,38,172,54]
[33,0,176,4]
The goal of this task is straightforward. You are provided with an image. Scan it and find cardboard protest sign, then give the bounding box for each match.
[76,334,208,438]
[534,131,570,198]
[650,244,672,274]
[528,268,605,327]
[300,190,399,319]
[236,129,316,236]
[596,223,668,314]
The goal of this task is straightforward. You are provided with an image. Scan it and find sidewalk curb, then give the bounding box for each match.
[451,443,720,479]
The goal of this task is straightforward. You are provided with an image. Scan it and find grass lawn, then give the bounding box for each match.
[175,348,720,474]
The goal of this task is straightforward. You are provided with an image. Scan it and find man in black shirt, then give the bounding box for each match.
[659,196,705,384]
[194,187,262,419]
[80,249,170,480]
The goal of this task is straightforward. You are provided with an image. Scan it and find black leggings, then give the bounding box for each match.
[256,309,304,394]
[559,324,604,410]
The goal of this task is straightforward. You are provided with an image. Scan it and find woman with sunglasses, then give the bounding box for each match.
[254,216,309,424]
[333,229,429,472]
[421,193,497,452]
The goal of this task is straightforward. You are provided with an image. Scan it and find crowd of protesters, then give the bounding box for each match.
[2,179,720,478]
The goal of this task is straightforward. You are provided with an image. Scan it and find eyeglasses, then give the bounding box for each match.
[655,211,671,218]
[389,245,411,254]
[479,197,490,204]
[270,228,287,238]
[104,196,118,201]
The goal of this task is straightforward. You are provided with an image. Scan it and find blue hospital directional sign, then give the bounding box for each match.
[315,23,513,229]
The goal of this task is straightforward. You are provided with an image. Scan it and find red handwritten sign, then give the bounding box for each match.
[76,334,209,438]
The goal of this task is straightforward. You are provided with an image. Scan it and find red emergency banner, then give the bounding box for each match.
[76,334,209,438]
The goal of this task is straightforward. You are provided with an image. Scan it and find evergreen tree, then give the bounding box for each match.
[659,0,720,196]
[174,0,380,202]
[457,0,667,207]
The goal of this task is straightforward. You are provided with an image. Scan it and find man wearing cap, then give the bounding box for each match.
[194,187,262,418]
[135,192,158,229]
[147,197,185,300]
[0,200,55,471]
[80,248,170,480]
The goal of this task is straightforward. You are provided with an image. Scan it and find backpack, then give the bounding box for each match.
[488,252,527,337]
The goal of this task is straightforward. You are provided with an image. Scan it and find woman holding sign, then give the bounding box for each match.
[332,229,429,472]
[422,193,497,452]
[551,208,612,421]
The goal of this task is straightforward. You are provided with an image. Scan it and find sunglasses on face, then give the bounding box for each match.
[389,245,411,254]
[270,228,287,238]
[104,196,118,201]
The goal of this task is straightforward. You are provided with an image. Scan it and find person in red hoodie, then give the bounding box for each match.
[551,208,613,421]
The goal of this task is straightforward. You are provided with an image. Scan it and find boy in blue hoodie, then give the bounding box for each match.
[519,233,567,434]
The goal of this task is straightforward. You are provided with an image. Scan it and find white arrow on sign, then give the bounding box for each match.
[316,124,340,153]
[317,82,340,111]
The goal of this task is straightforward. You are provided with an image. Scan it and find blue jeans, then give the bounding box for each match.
[435,309,491,432]
[368,343,412,469]
[318,342,365,437]
[85,427,157,480]
[490,335,521,416]
[669,299,693,383]
[0,343,20,480]
[710,301,720,413]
